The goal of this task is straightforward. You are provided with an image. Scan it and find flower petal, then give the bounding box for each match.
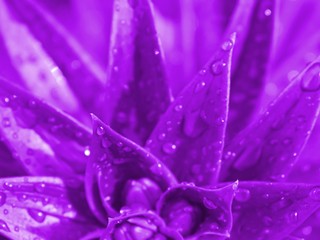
[225,0,275,138]
[0,141,26,177]
[101,211,183,240]
[231,181,320,240]
[103,0,172,145]
[221,58,320,182]
[157,182,237,239]
[1,0,105,120]
[0,176,99,240]
[85,115,177,223]
[146,34,235,186]
[0,78,91,183]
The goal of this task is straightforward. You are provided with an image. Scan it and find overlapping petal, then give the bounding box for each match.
[101,211,182,240]
[1,0,105,122]
[0,176,99,240]
[85,115,177,223]
[225,0,275,139]
[0,78,91,183]
[103,0,172,145]
[221,58,320,182]
[157,182,237,239]
[231,181,320,240]
[146,34,235,186]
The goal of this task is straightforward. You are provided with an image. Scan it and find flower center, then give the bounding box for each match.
[162,199,203,236]
[122,178,162,211]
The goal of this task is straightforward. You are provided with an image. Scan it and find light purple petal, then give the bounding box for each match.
[0,78,91,183]
[103,0,172,145]
[220,58,320,182]
[231,181,320,240]
[1,0,105,121]
[157,182,237,239]
[146,34,235,186]
[0,176,99,240]
[85,115,177,223]
[225,0,275,139]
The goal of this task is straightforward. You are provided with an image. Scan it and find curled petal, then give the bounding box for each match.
[1,0,105,120]
[146,34,235,186]
[225,0,275,138]
[0,78,91,183]
[104,0,172,145]
[221,58,320,182]
[85,115,177,223]
[231,181,320,240]
[0,177,99,240]
[157,182,237,239]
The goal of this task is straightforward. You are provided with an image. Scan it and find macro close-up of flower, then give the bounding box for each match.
[0,0,320,239]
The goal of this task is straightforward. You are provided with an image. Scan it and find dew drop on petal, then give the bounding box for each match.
[264,9,272,16]
[2,117,10,128]
[221,39,234,51]
[211,60,226,75]
[84,147,91,157]
[162,143,177,155]
[174,104,183,112]
[300,63,320,92]
[309,187,320,201]
[28,209,46,223]
[0,220,10,232]
[194,81,206,93]
[96,126,106,136]
[235,189,251,202]
[203,197,217,209]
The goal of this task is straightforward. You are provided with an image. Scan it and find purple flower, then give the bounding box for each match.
[0,0,319,239]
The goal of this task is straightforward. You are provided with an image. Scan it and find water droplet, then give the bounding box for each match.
[0,220,10,232]
[235,189,251,202]
[3,209,8,215]
[2,117,10,128]
[84,147,91,157]
[221,39,234,51]
[34,183,46,193]
[157,133,166,141]
[300,63,320,92]
[309,187,320,200]
[288,211,298,223]
[264,9,272,16]
[162,143,177,155]
[211,60,226,75]
[154,50,160,55]
[174,105,183,112]
[14,226,19,232]
[0,193,6,207]
[203,197,217,209]
[302,226,312,236]
[96,126,106,136]
[28,209,46,223]
[28,100,36,108]
[194,81,206,93]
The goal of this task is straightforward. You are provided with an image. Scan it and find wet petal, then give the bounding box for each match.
[85,115,177,223]
[146,34,235,186]
[231,181,320,240]
[0,78,91,183]
[101,211,182,240]
[225,0,275,138]
[104,0,172,145]
[1,0,105,120]
[0,176,99,240]
[221,58,320,182]
[157,182,237,239]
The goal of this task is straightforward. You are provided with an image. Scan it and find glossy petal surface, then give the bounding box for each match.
[85,115,177,223]
[101,211,182,240]
[2,0,105,120]
[221,59,320,182]
[231,182,320,240]
[146,34,235,186]
[226,0,275,139]
[104,0,171,145]
[0,177,98,240]
[158,183,237,239]
[0,79,91,183]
